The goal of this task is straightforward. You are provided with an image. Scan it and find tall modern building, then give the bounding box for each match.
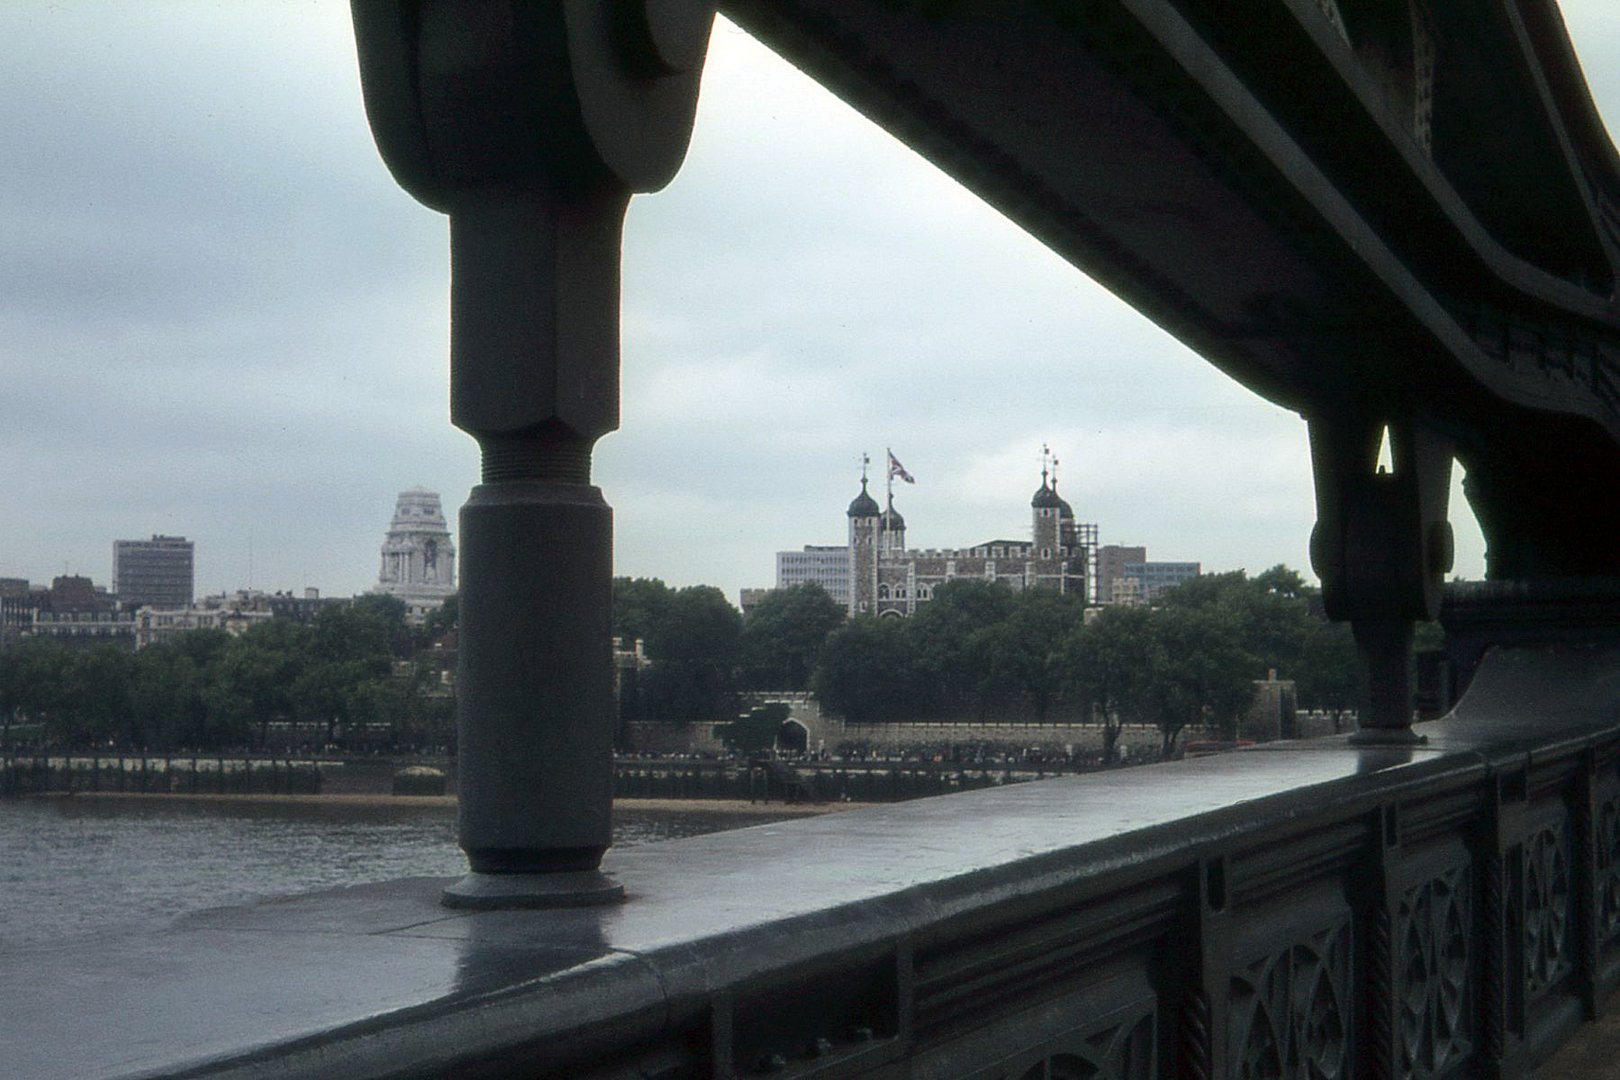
[374,488,456,624]
[113,535,194,609]
[775,545,852,608]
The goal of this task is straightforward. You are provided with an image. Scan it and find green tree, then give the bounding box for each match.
[1066,605,1159,762]
[293,658,390,746]
[1157,568,1313,681]
[173,627,232,669]
[739,583,844,691]
[350,655,444,750]
[314,602,394,664]
[641,585,741,722]
[812,616,929,722]
[1146,606,1262,754]
[1253,564,1313,600]
[1296,619,1360,732]
[56,646,135,748]
[208,620,311,748]
[980,589,1086,720]
[907,580,1018,716]
[348,593,414,657]
[131,643,211,750]
[422,594,459,641]
[0,638,69,745]
[612,577,674,646]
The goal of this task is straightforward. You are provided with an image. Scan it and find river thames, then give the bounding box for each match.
[0,796,799,948]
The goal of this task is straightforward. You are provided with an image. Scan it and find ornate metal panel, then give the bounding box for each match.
[1397,860,1473,1078]
[1596,775,1620,946]
[1227,919,1352,1079]
[942,971,1158,1080]
[1006,1004,1155,1080]
[1524,816,1575,999]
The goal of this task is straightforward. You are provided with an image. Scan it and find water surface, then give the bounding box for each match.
[0,796,794,948]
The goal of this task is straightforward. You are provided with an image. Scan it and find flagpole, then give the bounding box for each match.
[885,447,894,514]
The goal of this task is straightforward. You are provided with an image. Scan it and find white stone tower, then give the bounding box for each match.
[374,487,456,623]
[847,472,882,617]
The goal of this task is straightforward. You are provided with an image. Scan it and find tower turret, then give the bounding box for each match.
[1052,456,1078,548]
[847,460,882,616]
[1031,446,1063,555]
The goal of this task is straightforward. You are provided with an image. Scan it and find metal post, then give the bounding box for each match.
[352,1,713,908]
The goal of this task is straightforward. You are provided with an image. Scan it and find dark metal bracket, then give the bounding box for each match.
[1308,414,1455,740]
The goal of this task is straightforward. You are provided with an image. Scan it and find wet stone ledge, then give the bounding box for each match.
[7,644,1620,1079]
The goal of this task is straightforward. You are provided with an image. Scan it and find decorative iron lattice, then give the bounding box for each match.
[1228,920,1352,1078]
[1004,1007,1155,1080]
[1598,794,1620,943]
[1410,0,1435,155]
[1525,821,1574,998]
[1178,988,1213,1080]
[1397,863,1473,1077]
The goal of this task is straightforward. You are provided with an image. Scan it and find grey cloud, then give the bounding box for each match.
[6,6,1616,600]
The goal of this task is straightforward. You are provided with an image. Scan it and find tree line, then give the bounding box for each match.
[615,566,1397,757]
[0,595,455,752]
[4,567,1394,758]
[612,577,844,723]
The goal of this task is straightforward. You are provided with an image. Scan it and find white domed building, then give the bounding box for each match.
[373,488,456,623]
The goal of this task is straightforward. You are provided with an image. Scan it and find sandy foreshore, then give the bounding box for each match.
[42,791,881,814]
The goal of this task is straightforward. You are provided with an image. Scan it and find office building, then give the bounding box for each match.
[113,535,194,609]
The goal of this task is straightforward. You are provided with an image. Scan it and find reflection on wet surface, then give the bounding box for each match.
[0,797,793,948]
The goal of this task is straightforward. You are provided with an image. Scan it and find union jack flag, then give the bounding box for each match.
[887,450,915,484]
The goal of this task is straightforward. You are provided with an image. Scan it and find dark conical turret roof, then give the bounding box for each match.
[1052,481,1074,518]
[882,506,906,531]
[1032,482,1063,509]
[847,479,881,518]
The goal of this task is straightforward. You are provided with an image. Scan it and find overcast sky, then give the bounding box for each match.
[3,4,1618,604]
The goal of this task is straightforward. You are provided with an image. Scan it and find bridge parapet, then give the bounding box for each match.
[12,644,1620,1078]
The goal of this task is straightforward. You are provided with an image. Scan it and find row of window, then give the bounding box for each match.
[875,583,934,601]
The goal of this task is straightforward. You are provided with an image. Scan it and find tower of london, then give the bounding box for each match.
[840,453,1095,617]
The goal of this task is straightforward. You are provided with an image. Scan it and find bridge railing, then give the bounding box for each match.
[10,642,1618,1079]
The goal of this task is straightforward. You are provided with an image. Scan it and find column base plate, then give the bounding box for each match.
[442,870,625,910]
[1347,728,1429,746]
